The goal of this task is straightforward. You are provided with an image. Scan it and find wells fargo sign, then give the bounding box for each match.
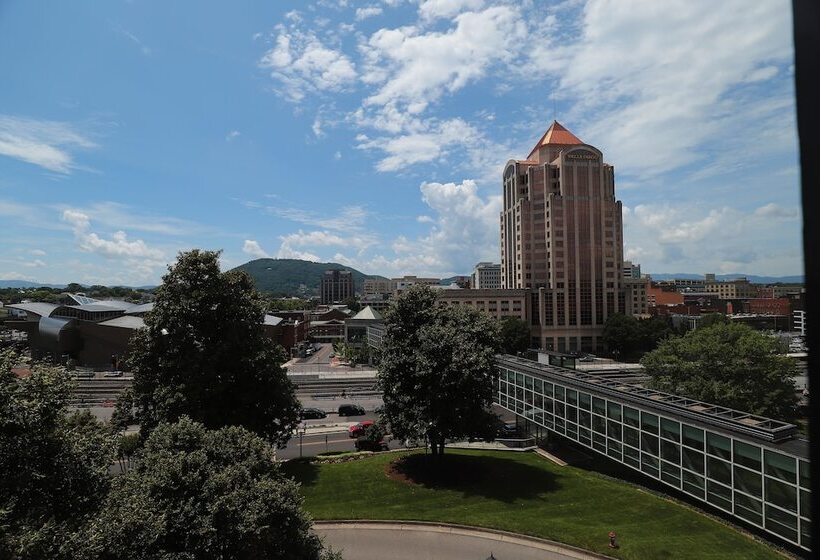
[565,151,598,160]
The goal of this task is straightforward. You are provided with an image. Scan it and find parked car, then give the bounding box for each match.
[495,421,519,437]
[299,407,327,420]
[578,354,596,362]
[355,436,389,452]
[338,403,366,416]
[348,420,375,438]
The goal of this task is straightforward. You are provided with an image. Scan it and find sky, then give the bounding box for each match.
[0,0,804,286]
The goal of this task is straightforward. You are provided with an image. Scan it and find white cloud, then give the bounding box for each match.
[624,202,802,275]
[22,259,46,268]
[360,6,526,111]
[0,115,97,173]
[334,150,342,160]
[266,204,368,233]
[61,209,166,261]
[527,0,794,178]
[31,249,46,256]
[226,130,241,141]
[0,271,35,281]
[416,215,433,223]
[418,0,485,21]
[259,30,357,102]
[356,117,476,171]
[242,239,270,258]
[754,203,798,219]
[356,6,383,20]
[58,202,201,236]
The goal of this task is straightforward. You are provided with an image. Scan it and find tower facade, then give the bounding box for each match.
[500,121,624,353]
[321,269,353,304]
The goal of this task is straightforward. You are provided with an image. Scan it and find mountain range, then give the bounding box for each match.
[230,258,388,296]
[1,268,802,294]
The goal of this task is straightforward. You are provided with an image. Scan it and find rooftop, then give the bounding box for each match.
[527,120,584,159]
[498,354,802,448]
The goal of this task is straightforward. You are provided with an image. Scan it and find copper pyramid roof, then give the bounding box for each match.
[527,121,583,159]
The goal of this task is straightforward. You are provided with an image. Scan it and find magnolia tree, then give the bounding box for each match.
[127,250,300,446]
[377,285,501,457]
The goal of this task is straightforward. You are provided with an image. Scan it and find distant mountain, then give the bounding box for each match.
[646,273,804,284]
[232,259,388,296]
[0,280,66,289]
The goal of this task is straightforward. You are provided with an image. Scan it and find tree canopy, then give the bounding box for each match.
[377,285,501,456]
[128,250,300,446]
[84,417,338,560]
[0,349,116,559]
[498,316,531,355]
[603,313,677,361]
[641,322,799,422]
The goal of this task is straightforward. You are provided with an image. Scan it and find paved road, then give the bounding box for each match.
[314,522,607,560]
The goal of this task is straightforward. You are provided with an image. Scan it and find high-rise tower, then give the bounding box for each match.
[500,121,624,353]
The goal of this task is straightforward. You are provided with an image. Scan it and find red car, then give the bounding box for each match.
[348,420,374,438]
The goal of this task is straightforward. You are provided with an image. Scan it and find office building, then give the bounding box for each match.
[472,262,502,289]
[438,288,531,322]
[501,121,623,353]
[705,277,757,299]
[320,269,353,304]
[391,276,440,294]
[622,260,641,279]
[494,356,810,551]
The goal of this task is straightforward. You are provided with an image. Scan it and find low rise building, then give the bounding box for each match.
[437,288,530,323]
[472,262,502,289]
[705,277,757,299]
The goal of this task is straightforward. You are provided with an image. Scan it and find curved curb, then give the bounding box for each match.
[313,520,615,560]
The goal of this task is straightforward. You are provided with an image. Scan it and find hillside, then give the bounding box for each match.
[647,273,804,284]
[231,259,387,296]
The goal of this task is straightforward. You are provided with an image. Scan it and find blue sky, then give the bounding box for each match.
[0,0,803,286]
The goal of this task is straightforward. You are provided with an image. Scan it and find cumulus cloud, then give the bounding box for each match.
[356,6,383,20]
[0,114,97,173]
[242,239,270,258]
[527,0,794,178]
[624,202,802,275]
[61,209,165,261]
[259,30,357,102]
[418,0,485,21]
[360,6,526,111]
[225,130,241,141]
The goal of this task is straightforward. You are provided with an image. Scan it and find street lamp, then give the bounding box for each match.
[298,423,307,458]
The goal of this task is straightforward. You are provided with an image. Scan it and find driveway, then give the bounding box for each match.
[314,521,611,560]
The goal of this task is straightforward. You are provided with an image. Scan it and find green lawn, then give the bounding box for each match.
[284,449,789,560]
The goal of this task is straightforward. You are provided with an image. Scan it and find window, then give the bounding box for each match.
[641,412,659,434]
[765,505,798,543]
[660,418,680,442]
[764,450,797,484]
[707,456,732,486]
[623,406,640,428]
[607,401,621,421]
[682,424,704,450]
[661,439,681,463]
[592,396,606,416]
[641,433,659,456]
[707,480,732,511]
[683,471,705,498]
[766,478,798,513]
[734,441,762,472]
[734,465,762,498]
[706,432,731,460]
[734,492,763,526]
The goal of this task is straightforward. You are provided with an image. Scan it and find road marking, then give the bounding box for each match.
[300,437,351,447]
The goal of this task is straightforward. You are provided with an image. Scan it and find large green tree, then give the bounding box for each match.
[128,250,300,446]
[0,349,116,559]
[603,313,676,361]
[498,316,531,355]
[84,417,338,560]
[378,285,501,457]
[641,322,799,422]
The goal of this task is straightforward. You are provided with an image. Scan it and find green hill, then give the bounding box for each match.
[231,258,387,297]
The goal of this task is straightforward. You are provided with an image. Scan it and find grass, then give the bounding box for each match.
[284,449,790,560]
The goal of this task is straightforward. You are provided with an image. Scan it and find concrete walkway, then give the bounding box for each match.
[314,521,614,560]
